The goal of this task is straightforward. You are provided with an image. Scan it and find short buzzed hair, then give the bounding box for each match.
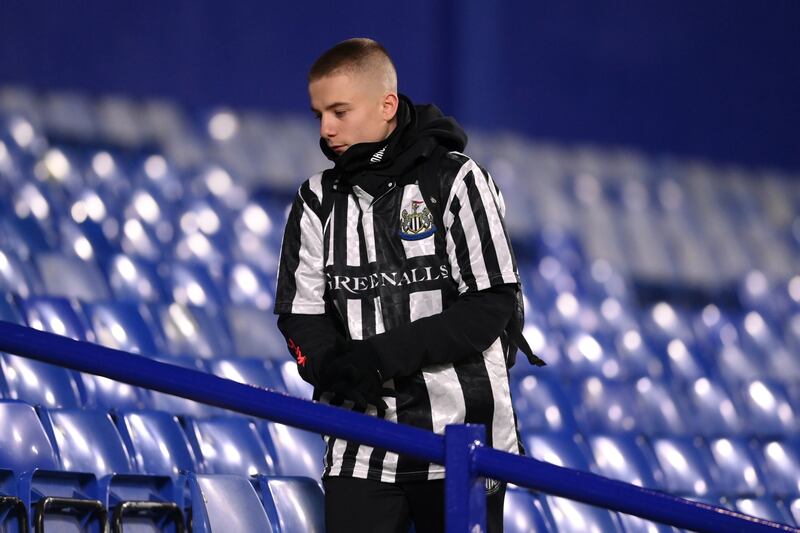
[309,38,397,92]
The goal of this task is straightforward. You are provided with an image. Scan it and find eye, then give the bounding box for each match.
[334,110,346,118]
[313,113,321,121]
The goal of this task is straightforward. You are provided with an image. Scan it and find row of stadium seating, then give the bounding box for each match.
[1,86,799,531]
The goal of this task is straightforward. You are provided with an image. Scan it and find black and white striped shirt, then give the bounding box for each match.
[275,151,521,482]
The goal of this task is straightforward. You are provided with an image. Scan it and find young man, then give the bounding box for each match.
[275,38,541,533]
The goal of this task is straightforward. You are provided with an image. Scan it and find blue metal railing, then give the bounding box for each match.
[0,320,796,532]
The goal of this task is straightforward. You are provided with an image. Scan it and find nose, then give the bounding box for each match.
[320,114,336,139]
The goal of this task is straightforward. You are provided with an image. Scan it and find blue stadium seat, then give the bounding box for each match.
[115,410,199,477]
[102,253,168,303]
[715,343,764,386]
[81,300,162,356]
[574,377,639,433]
[661,338,712,386]
[77,300,161,410]
[0,248,42,297]
[0,353,82,408]
[0,401,106,532]
[585,433,664,490]
[732,496,795,528]
[649,436,716,497]
[225,304,288,359]
[633,378,690,436]
[58,215,116,262]
[736,379,799,437]
[757,438,800,497]
[186,416,277,476]
[540,494,622,533]
[207,357,286,393]
[0,211,55,260]
[786,495,800,528]
[147,356,222,417]
[511,373,578,434]
[561,330,622,379]
[149,302,235,359]
[522,428,625,531]
[734,310,800,384]
[706,437,767,497]
[257,476,324,533]
[163,260,226,314]
[613,327,665,381]
[683,377,746,437]
[690,304,739,355]
[260,422,325,479]
[0,291,21,322]
[16,295,89,341]
[523,432,593,473]
[503,486,551,533]
[42,407,185,531]
[230,200,282,276]
[641,302,695,349]
[187,473,273,532]
[34,252,111,302]
[224,261,275,311]
[275,359,314,400]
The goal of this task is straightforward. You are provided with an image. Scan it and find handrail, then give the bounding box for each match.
[0,320,796,532]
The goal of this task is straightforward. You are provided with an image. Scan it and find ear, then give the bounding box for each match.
[381,93,399,122]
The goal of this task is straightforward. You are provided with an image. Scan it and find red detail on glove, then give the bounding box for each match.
[287,338,307,367]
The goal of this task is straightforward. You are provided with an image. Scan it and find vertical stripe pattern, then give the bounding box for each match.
[275,153,522,483]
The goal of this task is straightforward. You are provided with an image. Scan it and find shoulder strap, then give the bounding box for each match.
[416,148,545,368]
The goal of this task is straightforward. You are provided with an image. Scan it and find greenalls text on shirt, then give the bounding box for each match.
[325,265,451,294]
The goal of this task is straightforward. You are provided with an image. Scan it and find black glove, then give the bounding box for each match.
[320,340,395,410]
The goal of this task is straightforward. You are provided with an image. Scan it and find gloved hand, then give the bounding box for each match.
[320,340,395,410]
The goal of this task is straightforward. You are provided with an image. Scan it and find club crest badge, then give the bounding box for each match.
[399,199,437,240]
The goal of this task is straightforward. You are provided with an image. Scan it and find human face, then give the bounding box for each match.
[309,72,397,155]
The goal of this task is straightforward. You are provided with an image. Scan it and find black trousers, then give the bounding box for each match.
[323,477,506,533]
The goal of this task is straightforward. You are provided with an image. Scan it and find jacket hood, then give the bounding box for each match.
[321,94,467,176]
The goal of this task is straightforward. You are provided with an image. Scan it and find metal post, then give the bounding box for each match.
[445,424,486,533]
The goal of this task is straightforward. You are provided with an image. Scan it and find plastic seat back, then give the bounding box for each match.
[1,353,82,408]
[262,422,325,479]
[733,497,794,527]
[44,408,134,478]
[503,486,551,533]
[188,416,276,476]
[258,476,324,533]
[511,373,578,433]
[164,261,225,314]
[738,379,799,437]
[586,433,663,490]
[575,376,640,433]
[707,437,766,497]
[541,494,622,533]
[116,410,198,477]
[225,304,287,359]
[0,249,42,297]
[650,436,716,497]
[758,438,800,496]
[684,377,745,437]
[35,252,111,302]
[0,401,60,473]
[150,302,234,358]
[207,358,286,394]
[188,473,273,533]
[633,377,690,436]
[103,254,168,303]
[523,433,592,473]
